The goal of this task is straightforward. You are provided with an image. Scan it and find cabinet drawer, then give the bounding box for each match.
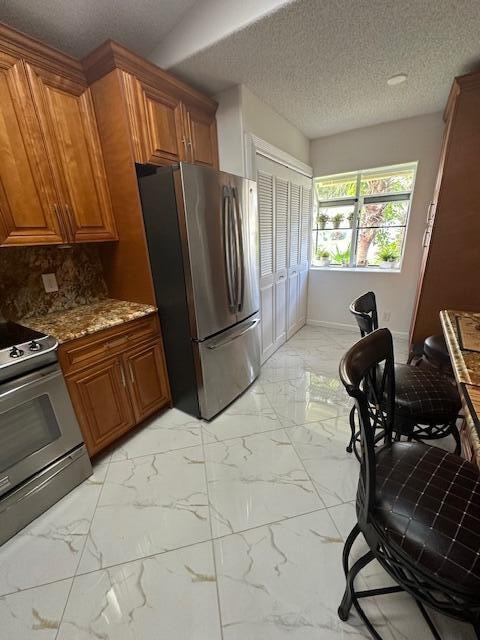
[59,314,160,375]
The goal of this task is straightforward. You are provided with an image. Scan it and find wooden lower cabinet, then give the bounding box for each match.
[124,341,170,422]
[68,356,135,454]
[61,316,171,456]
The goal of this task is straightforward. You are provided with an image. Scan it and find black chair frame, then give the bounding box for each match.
[338,328,480,639]
[346,292,460,460]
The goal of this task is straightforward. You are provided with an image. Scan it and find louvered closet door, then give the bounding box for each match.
[298,185,312,328]
[274,177,288,349]
[257,154,313,359]
[258,170,276,361]
[287,183,301,339]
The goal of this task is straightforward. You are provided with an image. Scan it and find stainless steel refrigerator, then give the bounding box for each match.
[138,162,260,420]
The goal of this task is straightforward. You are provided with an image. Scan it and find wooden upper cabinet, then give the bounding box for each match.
[83,41,219,170]
[183,103,218,168]
[121,71,186,166]
[0,56,64,246]
[26,64,117,243]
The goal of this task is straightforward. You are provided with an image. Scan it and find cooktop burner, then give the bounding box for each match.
[0,322,46,350]
[0,322,58,382]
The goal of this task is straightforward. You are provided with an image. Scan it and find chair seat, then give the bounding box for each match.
[371,442,480,592]
[424,334,451,367]
[393,363,460,424]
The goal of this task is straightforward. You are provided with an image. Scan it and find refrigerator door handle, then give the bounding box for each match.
[232,186,245,313]
[207,318,260,350]
[223,187,236,312]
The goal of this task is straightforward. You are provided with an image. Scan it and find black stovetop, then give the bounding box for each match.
[0,322,46,350]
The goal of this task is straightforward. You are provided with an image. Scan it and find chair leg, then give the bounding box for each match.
[415,600,442,640]
[342,523,360,576]
[346,405,356,453]
[450,421,461,456]
[338,549,375,622]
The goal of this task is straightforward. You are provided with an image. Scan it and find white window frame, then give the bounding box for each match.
[312,162,418,271]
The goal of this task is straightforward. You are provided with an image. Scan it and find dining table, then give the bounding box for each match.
[440,309,480,466]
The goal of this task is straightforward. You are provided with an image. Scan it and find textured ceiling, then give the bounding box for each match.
[0,0,197,57]
[169,0,480,138]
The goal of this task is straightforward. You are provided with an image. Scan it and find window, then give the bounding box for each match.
[311,162,417,270]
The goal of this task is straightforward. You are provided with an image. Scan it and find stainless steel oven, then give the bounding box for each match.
[0,362,85,497]
[0,321,92,545]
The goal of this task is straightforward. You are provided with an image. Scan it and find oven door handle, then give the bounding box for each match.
[0,363,61,402]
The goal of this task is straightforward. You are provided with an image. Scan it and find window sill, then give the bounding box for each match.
[310,266,402,274]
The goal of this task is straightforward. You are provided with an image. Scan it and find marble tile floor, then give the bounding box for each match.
[0,325,474,639]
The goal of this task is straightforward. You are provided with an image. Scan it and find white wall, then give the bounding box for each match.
[215,84,310,176]
[241,86,310,164]
[307,112,444,337]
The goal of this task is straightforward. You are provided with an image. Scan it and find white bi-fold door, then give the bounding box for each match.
[257,155,312,363]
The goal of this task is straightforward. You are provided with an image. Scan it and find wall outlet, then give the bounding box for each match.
[382,311,391,322]
[41,273,59,293]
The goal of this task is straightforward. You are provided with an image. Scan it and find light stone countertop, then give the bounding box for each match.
[22,298,157,343]
[440,309,480,466]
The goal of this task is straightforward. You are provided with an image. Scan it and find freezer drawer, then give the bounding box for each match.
[196,313,260,420]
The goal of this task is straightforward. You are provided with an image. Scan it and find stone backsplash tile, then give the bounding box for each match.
[0,245,108,321]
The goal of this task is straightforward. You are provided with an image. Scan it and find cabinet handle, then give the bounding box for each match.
[54,204,68,241]
[120,365,126,387]
[129,364,134,384]
[106,335,129,350]
[426,202,435,223]
[278,274,285,280]
[181,138,188,155]
[187,139,193,148]
[64,204,76,238]
[422,228,430,248]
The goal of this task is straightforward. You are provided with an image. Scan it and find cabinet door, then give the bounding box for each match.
[183,103,218,168]
[27,64,117,243]
[124,340,170,422]
[274,177,289,348]
[67,356,134,455]
[287,270,300,339]
[122,72,185,166]
[298,269,308,326]
[258,170,275,362]
[0,57,64,246]
[287,183,301,338]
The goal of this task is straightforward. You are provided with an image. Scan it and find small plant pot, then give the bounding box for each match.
[332,221,342,230]
[379,260,395,269]
[319,258,330,267]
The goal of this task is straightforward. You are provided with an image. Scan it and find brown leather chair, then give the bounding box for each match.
[347,292,461,457]
[338,328,480,638]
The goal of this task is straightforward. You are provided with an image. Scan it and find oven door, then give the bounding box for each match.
[0,362,84,497]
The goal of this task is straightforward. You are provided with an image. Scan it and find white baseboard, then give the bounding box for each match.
[306,318,408,340]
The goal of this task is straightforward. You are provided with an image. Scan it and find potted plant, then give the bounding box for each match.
[332,244,351,267]
[317,212,328,230]
[315,247,330,267]
[347,212,355,228]
[378,246,399,269]
[332,213,343,229]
